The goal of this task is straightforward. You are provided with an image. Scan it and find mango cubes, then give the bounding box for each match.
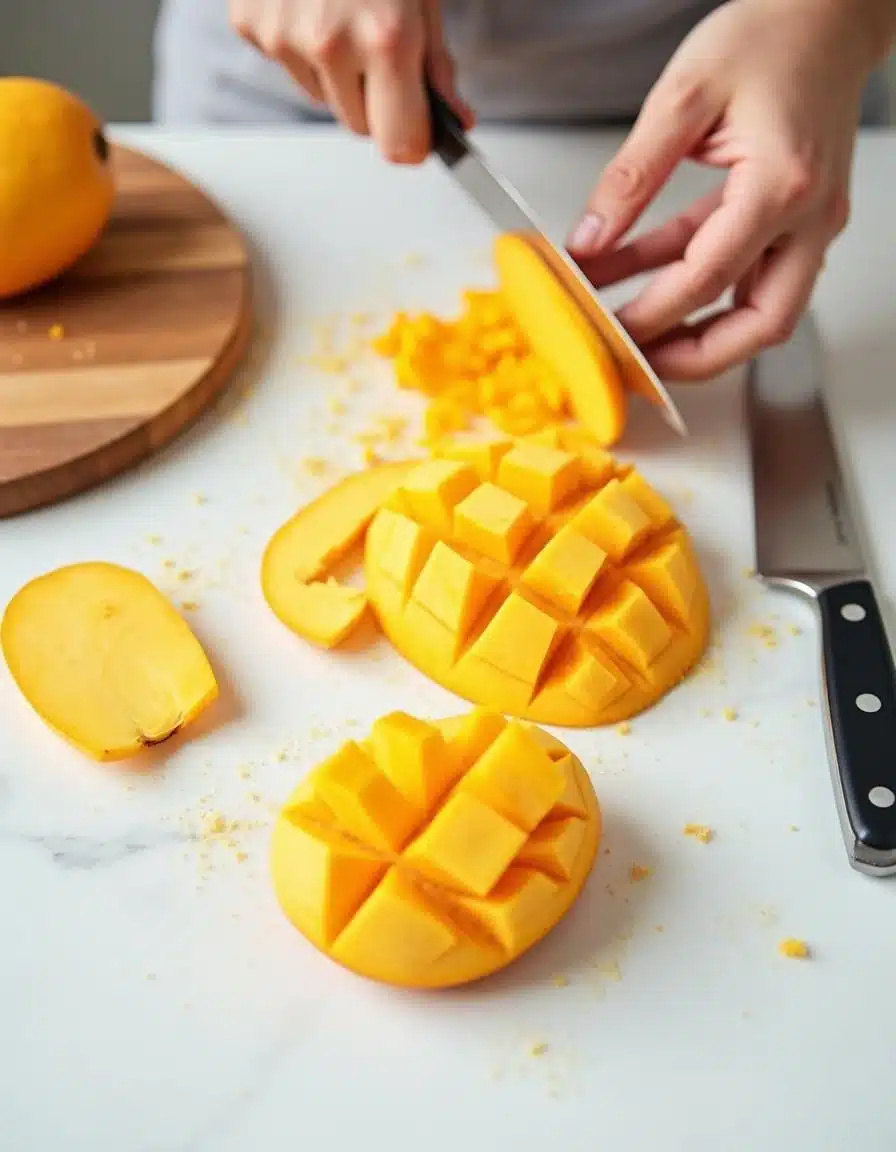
[1,562,218,760]
[373,234,626,446]
[271,708,601,987]
[365,428,710,726]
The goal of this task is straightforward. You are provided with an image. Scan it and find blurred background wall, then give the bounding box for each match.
[0,0,893,124]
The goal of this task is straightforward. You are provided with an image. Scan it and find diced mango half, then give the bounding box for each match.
[262,460,415,649]
[494,233,627,446]
[1,562,218,761]
[365,441,710,726]
[270,708,601,987]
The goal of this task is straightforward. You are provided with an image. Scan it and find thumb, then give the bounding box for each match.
[567,71,719,258]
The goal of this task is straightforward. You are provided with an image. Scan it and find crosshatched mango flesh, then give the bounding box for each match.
[262,461,414,648]
[271,708,601,987]
[364,428,710,726]
[1,562,218,760]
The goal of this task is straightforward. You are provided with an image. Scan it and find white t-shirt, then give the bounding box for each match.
[153,0,889,125]
[154,0,722,123]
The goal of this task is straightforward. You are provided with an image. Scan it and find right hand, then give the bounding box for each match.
[229,0,474,163]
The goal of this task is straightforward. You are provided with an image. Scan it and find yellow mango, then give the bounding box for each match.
[1,562,217,760]
[271,708,601,987]
[365,438,710,726]
[0,78,114,298]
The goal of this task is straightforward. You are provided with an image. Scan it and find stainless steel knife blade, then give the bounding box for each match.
[747,313,896,876]
[426,86,687,438]
[748,311,863,584]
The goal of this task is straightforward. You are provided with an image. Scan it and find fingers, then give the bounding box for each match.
[231,0,469,164]
[423,0,475,128]
[315,36,368,134]
[357,6,429,159]
[643,230,828,381]
[616,164,787,344]
[576,187,721,290]
[567,67,720,258]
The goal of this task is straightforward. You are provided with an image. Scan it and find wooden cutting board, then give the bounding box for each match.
[0,143,252,518]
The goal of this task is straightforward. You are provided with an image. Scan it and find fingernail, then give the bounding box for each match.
[567,211,605,255]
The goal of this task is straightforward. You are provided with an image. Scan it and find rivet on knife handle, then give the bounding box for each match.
[818,578,896,875]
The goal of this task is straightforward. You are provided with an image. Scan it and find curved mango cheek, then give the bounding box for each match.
[271,710,601,988]
[364,433,710,727]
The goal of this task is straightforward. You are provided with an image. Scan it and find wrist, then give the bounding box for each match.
[800,0,895,68]
[748,0,896,70]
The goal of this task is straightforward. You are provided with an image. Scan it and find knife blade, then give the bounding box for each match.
[425,86,687,438]
[747,312,896,876]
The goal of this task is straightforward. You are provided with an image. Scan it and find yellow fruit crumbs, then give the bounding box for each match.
[372,290,570,444]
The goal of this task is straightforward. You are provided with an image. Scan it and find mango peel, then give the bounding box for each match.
[261,461,415,648]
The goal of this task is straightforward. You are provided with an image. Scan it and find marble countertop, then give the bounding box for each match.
[2,126,895,1152]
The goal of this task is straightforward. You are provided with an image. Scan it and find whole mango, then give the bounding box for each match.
[0,78,114,299]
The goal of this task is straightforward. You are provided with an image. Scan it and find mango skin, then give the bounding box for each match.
[0,77,115,299]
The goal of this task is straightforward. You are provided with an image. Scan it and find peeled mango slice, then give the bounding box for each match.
[271,707,601,988]
[262,461,415,648]
[364,429,710,726]
[494,233,627,446]
[1,562,218,761]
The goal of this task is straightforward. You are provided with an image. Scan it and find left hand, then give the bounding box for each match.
[567,0,888,381]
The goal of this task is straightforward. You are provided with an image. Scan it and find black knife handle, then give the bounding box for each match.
[425,81,465,163]
[818,578,896,868]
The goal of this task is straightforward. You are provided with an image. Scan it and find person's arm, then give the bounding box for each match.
[569,0,896,381]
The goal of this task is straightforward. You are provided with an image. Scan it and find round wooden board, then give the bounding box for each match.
[0,144,252,518]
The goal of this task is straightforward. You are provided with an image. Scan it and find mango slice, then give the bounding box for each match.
[271,708,601,987]
[494,234,627,446]
[262,460,415,648]
[1,562,218,761]
[365,429,710,726]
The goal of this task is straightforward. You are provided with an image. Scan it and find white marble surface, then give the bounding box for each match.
[1,127,895,1152]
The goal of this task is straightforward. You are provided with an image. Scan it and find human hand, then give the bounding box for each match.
[568,0,893,381]
[229,0,473,162]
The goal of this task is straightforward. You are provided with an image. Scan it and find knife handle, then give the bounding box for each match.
[818,578,896,869]
[425,82,465,162]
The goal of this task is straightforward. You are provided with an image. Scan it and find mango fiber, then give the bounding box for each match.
[364,428,710,726]
[373,234,626,446]
[1,562,217,760]
[271,707,601,987]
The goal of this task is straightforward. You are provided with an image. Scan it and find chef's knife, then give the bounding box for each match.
[425,85,687,438]
[747,312,896,876]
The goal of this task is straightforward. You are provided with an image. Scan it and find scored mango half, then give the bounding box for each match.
[271,707,601,988]
[1,562,218,760]
[365,428,710,726]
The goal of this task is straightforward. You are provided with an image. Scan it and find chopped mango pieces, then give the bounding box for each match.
[1,562,218,760]
[372,236,627,446]
[365,440,710,726]
[271,709,601,987]
[262,460,415,649]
